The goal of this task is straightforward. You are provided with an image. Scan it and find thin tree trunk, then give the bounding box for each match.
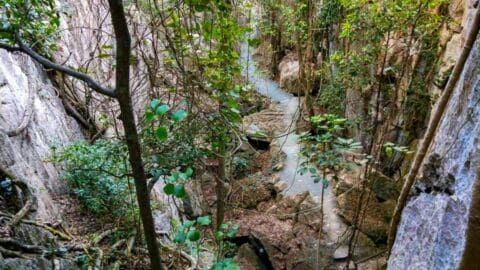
[108,1,162,268]
[216,142,227,229]
[387,7,480,256]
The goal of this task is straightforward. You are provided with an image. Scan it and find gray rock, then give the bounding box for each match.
[0,258,78,270]
[389,17,480,269]
[333,246,349,260]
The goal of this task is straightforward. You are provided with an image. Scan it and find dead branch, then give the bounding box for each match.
[0,165,37,229]
[110,239,126,251]
[124,233,136,257]
[92,228,118,246]
[88,247,103,270]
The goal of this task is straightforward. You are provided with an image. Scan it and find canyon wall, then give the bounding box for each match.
[389,1,480,268]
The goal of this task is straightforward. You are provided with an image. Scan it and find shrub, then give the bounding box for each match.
[51,140,134,219]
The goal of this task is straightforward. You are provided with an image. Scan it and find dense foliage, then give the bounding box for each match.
[51,140,134,219]
[0,0,59,53]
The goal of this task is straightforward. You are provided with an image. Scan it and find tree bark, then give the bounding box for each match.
[107,0,162,269]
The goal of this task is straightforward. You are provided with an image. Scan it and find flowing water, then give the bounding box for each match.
[240,43,349,256]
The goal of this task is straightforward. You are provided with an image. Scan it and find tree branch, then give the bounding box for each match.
[0,33,116,98]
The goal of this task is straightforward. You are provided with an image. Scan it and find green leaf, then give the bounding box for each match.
[150,99,160,110]
[173,185,186,198]
[172,110,188,122]
[197,216,212,226]
[155,126,168,141]
[173,232,186,244]
[163,183,175,195]
[215,231,224,240]
[227,230,237,238]
[385,147,393,157]
[183,220,195,228]
[185,167,194,177]
[145,111,154,123]
[224,259,240,270]
[187,229,200,241]
[156,104,170,115]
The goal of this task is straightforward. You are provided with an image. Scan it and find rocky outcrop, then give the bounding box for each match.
[389,1,480,268]
[278,54,302,95]
[0,51,83,221]
[0,223,77,269]
[54,0,166,137]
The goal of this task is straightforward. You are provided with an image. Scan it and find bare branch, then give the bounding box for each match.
[0,33,116,98]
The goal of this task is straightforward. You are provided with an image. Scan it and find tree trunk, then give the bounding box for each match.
[215,142,227,229]
[108,0,162,268]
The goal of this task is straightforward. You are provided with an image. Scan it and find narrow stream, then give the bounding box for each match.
[240,42,349,257]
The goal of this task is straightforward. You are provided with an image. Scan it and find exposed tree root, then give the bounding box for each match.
[8,198,34,227]
[0,246,28,259]
[0,237,44,254]
[92,228,118,245]
[0,212,72,241]
[124,233,136,257]
[159,242,197,270]
[0,165,38,236]
[0,80,35,137]
[111,239,126,251]
[88,247,104,270]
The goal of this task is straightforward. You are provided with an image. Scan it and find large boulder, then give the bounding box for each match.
[234,244,265,270]
[337,187,396,244]
[278,54,302,95]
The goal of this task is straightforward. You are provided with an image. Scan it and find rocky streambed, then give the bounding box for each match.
[234,42,385,269]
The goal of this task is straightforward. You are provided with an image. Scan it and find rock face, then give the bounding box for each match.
[389,2,480,268]
[337,186,396,244]
[278,54,302,95]
[54,0,166,137]
[0,223,77,269]
[0,51,83,221]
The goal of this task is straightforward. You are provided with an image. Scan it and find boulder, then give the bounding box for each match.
[246,124,271,150]
[230,174,275,209]
[368,171,399,202]
[337,187,395,244]
[278,54,302,95]
[234,244,265,270]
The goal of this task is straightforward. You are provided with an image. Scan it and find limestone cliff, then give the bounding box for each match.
[389,1,480,268]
